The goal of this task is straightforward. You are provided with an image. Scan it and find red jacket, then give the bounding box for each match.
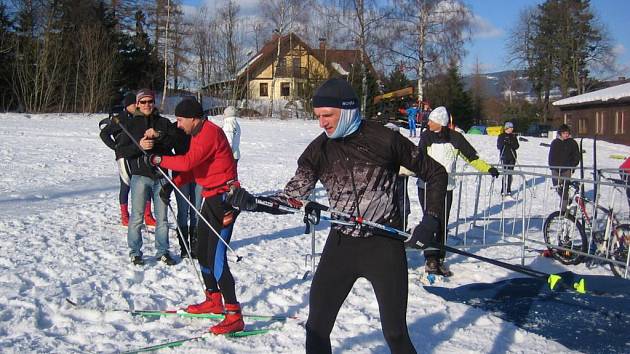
[160,120,237,197]
[621,157,630,172]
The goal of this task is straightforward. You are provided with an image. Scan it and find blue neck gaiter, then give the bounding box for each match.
[327,108,362,139]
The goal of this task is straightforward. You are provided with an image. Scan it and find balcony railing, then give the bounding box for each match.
[275,66,309,79]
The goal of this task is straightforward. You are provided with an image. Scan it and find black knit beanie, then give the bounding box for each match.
[122,93,136,108]
[175,98,203,118]
[312,78,359,109]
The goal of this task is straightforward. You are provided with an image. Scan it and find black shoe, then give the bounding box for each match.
[425,258,453,277]
[160,253,177,266]
[131,255,144,266]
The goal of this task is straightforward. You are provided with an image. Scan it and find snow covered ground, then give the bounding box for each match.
[0,113,628,353]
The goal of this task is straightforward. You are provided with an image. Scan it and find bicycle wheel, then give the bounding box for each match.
[543,211,587,265]
[610,224,630,278]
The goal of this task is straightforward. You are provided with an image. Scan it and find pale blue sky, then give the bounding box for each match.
[182,0,630,77]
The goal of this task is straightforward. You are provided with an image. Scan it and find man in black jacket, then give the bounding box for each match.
[117,89,177,266]
[99,93,158,227]
[497,121,519,199]
[548,124,581,211]
[227,78,447,354]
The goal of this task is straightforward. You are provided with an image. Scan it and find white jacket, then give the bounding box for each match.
[222,116,241,160]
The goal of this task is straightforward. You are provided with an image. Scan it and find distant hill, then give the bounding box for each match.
[463,70,535,100]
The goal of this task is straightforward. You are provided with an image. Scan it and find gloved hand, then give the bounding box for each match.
[226,186,257,211]
[146,154,162,166]
[406,214,439,250]
[303,201,329,225]
[159,183,174,205]
[488,167,499,178]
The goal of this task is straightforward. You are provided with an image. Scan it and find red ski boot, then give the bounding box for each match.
[144,201,156,229]
[120,204,129,226]
[210,303,244,335]
[186,291,224,314]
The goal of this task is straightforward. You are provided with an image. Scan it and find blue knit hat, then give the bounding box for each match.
[504,122,514,129]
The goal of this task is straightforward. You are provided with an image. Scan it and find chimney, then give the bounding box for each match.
[319,37,326,51]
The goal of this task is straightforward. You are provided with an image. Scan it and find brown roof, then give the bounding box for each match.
[239,33,375,79]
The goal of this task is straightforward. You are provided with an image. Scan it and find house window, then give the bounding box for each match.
[281,82,290,97]
[615,111,625,135]
[259,83,268,97]
[578,118,588,134]
[297,82,305,97]
[595,112,605,135]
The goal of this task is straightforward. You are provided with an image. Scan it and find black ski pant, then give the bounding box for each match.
[306,229,416,354]
[197,194,239,305]
[418,188,452,261]
[501,163,515,194]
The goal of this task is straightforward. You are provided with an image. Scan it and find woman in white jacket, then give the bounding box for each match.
[222,106,241,166]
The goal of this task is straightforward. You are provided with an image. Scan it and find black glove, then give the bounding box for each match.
[303,201,329,226]
[488,167,499,178]
[406,214,439,250]
[159,183,174,205]
[226,186,257,211]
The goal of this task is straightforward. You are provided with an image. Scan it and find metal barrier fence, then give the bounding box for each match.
[449,165,629,279]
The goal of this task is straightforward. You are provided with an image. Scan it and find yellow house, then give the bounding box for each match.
[205,33,373,105]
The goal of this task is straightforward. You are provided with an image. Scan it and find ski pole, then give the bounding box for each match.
[112,116,243,263]
[164,199,206,293]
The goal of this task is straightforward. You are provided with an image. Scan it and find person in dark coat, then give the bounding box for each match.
[117,89,177,266]
[497,121,519,198]
[548,124,581,211]
[99,93,156,227]
[99,93,135,226]
[226,78,448,354]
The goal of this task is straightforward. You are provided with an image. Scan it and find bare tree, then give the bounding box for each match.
[384,0,471,102]
[217,0,243,100]
[333,0,390,115]
[78,24,117,112]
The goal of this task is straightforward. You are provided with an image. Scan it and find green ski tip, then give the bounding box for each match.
[547,274,562,290]
[573,278,586,294]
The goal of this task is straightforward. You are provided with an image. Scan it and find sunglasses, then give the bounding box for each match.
[139,99,154,105]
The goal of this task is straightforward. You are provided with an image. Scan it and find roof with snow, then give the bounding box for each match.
[553,82,630,107]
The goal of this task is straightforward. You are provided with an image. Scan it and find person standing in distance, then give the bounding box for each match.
[548,124,580,212]
[221,106,241,167]
[497,121,519,200]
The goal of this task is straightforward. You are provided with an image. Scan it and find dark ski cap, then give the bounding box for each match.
[122,93,136,108]
[312,78,358,109]
[175,98,203,119]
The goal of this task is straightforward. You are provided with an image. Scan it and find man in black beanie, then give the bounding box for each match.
[226,77,448,353]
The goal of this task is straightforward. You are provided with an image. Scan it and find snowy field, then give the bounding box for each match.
[0,112,628,353]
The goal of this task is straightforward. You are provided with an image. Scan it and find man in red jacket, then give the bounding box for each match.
[149,98,244,335]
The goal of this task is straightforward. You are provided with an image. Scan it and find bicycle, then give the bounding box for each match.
[542,177,630,277]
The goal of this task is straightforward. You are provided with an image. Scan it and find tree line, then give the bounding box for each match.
[0,0,616,128]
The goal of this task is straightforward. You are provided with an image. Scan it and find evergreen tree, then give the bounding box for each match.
[426,62,474,130]
[382,65,411,92]
[0,3,15,110]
